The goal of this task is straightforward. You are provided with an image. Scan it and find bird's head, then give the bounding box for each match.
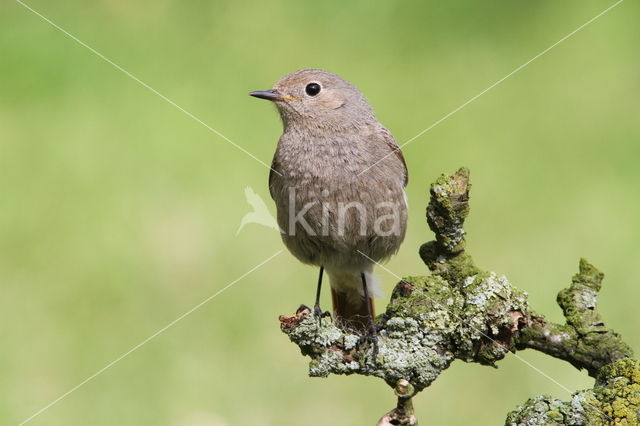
[250,69,376,131]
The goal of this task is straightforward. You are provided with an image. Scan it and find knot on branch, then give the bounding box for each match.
[376,380,418,426]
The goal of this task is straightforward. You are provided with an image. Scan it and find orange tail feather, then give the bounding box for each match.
[331,287,375,333]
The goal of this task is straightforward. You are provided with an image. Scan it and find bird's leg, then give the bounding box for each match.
[358,272,379,357]
[361,272,377,336]
[313,266,331,319]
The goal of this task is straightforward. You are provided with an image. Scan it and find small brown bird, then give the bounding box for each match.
[250,69,408,333]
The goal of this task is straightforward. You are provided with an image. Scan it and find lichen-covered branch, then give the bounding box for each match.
[516,259,632,377]
[506,358,640,425]
[278,167,636,424]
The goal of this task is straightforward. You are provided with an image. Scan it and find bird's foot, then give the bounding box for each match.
[295,304,331,328]
[313,303,332,320]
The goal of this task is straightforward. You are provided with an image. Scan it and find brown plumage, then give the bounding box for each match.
[250,69,408,332]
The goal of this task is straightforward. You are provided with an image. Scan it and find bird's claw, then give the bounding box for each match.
[313,304,331,320]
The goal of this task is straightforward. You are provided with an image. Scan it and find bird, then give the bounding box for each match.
[250,69,408,334]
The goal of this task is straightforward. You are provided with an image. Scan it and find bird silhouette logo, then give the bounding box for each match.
[236,187,281,235]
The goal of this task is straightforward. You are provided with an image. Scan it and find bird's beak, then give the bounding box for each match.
[249,89,281,101]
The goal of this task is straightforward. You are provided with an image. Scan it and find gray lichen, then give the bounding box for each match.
[280,269,529,392]
[505,395,575,425]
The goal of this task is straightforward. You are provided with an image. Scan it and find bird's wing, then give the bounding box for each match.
[268,157,278,200]
[378,126,408,187]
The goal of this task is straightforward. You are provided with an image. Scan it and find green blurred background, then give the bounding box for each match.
[1,0,639,424]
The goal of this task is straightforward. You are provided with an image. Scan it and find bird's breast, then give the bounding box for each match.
[270,132,407,268]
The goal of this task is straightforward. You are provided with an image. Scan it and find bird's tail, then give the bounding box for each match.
[328,270,381,332]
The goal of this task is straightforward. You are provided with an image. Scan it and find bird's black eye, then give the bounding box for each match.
[305,83,321,96]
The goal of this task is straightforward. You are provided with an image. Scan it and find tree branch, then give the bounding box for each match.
[516,258,632,377]
[278,168,634,424]
[376,380,417,426]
